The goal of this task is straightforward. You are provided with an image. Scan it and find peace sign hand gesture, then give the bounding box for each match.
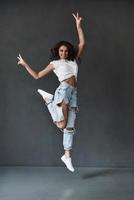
[17,54,26,67]
[72,12,83,27]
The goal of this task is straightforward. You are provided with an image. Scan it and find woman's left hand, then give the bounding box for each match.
[72,12,83,27]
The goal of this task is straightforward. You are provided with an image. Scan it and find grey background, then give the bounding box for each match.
[0,0,134,167]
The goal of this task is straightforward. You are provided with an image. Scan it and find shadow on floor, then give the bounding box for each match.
[82,168,134,179]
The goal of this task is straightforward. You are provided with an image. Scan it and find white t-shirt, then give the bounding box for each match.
[50,59,78,82]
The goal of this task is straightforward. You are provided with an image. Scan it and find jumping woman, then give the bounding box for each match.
[17,12,85,172]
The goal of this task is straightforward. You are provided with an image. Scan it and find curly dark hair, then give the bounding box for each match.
[50,41,77,61]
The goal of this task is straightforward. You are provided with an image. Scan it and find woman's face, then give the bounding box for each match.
[58,45,69,59]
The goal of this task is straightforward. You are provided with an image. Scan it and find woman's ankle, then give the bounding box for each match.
[64,150,71,158]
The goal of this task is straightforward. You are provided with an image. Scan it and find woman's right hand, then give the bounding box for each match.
[17,54,26,67]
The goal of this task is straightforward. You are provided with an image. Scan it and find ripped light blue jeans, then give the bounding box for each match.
[47,81,78,150]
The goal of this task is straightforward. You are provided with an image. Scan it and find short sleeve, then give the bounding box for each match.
[50,60,57,69]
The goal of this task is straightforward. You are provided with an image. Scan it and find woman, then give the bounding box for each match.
[17,13,85,172]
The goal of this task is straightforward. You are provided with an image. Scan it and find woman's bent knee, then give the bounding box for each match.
[56,121,67,129]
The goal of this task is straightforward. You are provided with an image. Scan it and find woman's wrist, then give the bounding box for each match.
[76,24,82,29]
[23,62,28,68]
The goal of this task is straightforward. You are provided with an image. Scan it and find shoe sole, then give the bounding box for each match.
[37,89,53,99]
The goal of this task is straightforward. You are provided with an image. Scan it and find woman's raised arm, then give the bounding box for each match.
[72,12,85,59]
[17,54,54,79]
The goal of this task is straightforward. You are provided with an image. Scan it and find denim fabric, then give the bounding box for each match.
[63,109,76,150]
[63,129,74,150]
[46,81,78,150]
[47,81,78,123]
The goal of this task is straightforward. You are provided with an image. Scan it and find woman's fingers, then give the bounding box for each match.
[17,54,23,61]
[17,60,21,65]
[19,53,22,59]
[17,55,21,59]
[72,12,82,21]
[72,13,78,19]
[72,13,77,19]
[17,54,24,65]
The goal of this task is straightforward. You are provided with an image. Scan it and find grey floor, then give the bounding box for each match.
[0,167,134,200]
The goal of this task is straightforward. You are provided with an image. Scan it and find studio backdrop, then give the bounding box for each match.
[0,0,134,167]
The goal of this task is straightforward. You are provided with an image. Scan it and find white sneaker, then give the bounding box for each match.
[37,89,53,103]
[61,155,75,172]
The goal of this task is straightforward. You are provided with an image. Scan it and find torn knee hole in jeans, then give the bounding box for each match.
[57,99,68,107]
[66,127,74,132]
[70,107,77,112]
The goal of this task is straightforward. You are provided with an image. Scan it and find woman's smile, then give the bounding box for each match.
[58,45,69,59]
